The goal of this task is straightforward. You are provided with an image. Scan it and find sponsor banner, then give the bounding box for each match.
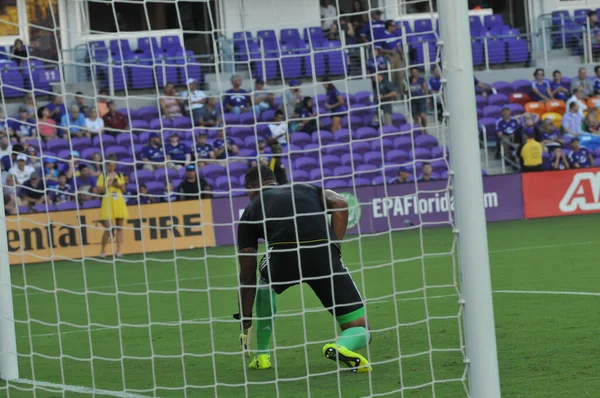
[7,200,215,265]
[522,167,600,219]
[212,174,524,246]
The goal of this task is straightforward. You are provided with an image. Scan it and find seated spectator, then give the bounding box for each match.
[198,97,222,127]
[594,66,600,96]
[539,118,562,150]
[52,173,74,204]
[224,75,251,115]
[20,171,47,207]
[566,88,587,116]
[213,129,239,161]
[269,143,288,185]
[0,131,12,161]
[165,132,191,170]
[323,78,347,132]
[11,39,28,66]
[65,150,81,179]
[267,110,289,146]
[350,0,368,33]
[42,157,59,184]
[570,67,593,99]
[282,79,302,119]
[474,76,497,97]
[568,138,594,168]
[551,147,569,170]
[10,106,37,142]
[88,152,103,178]
[47,95,66,124]
[22,93,36,119]
[389,166,410,184]
[74,164,97,202]
[25,146,41,170]
[160,83,184,120]
[583,112,600,134]
[103,100,128,136]
[328,21,341,41]
[407,68,428,127]
[250,138,270,168]
[177,164,211,200]
[2,143,23,179]
[550,70,570,101]
[141,132,166,171]
[531,68,552,102]
[182,78,206,126]
[9,154,35,184]
[162,182,178,203]
[517,128,543,172]
[72,92,89,115]
[138,184,154,204]
[0,107,10,137]
[293,96,317,134]
[375,73,397,126]
[562,101,584,137]
[3,174,21,208]
[85,108,104,135]
[367,48,387,75]
[97,88,110,117]
[194,131,215,167]
[496,106,521,158]
[419,163,436,182]
[38,106,57,141]
[60,105,88,138]
[253,78,274,115]
[4,193,17,215]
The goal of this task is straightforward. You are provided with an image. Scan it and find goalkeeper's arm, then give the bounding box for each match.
[238,247,258,321]
[324,189,349,242]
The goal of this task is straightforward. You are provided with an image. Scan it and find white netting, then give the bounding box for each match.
[0,0,469,396]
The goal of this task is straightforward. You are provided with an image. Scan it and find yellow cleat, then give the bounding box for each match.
[248,353,271,370]
[322,343,372,373]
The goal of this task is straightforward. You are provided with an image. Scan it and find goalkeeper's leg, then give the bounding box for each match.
[249,281,277,370]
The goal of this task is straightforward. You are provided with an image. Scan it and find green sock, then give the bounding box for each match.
[336,327,370,351]
[255,285,277,354]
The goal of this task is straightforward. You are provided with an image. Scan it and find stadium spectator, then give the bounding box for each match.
[3,193,17,215]
[177,164,211,200]
[551,147,569,170]
[550,70,570,101]
[350,0,368,31]
[594,66,600,95]
[9,154,35,184]
[378,20,405,90]
[253,78,274,115]
[198,97,222,127]
[141,132,166,171]
[10,106,37,142]
[429,65,442,96]
[25,146,41,170]
[568,138,594,168]
[269,143,288,185]
[11,39,27,66]
[138,184,154,204]
[328,21,341,41]
[360,10,384,42]
[20,171,47,207]
[293,96,317,134]
[539,118,562,150]
[366,48,387,75]
[60,105,88,138]
[37,106,57,141]
[0,132,11,162]
[340,18,358,46]
[22,93,36,119]
[182,78,206,126]
[103,100,128,136]
[65,151,81,179]
[517,128,543,172]
[584,112,600,134]
[562,101,584,137]
[74,164,97,203]
[320,0,338,33]
[531,68,552,102]
[570,67,593,99]
[52,173,74,204]
[474,76,496,96]
[407,68,428,127]
[97,153,128,258]
[42,157,59,184]
[267,110,289,145]
[375,73,397,126]
[389,166,410,184]
[224,75,251,115]
[282,79,303,119]
[323,78,346,132]
[85,108,104,135]
[496,106,520,158]
[165,132,191,170]
[566,88,587,117]
[213,128,239,161]
[3,174,20,208]
[88,152,103,178]
[0,107,9,136]
[97,88,110,117]
[2,143,23,176]
[47,95,66,124]
[419,163,436,182]
[162,182,177,203]
[72,92,90,115]
[250,137,270,168]
[160,83,183,120]
[194,131,215,167]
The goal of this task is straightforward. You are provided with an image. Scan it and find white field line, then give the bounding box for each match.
[10,378,150,398]
[494,290,600,297]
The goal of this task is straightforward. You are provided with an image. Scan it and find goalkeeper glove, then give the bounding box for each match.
[233,313,252,357]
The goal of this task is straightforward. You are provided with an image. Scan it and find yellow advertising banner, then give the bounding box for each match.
[6,200,215,265]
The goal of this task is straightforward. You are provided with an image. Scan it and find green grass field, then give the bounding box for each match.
[1,214,599,398]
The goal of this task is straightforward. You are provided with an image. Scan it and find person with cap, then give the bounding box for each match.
[568,137,594,168]
[213,128,239,162]
[539,117,562,151]
[198,97,222,127]
[496,105,520,159]
[418,163,436,182]
[282,79,303,119]
[323,77,347,132]
[181,78,206,126]
[103,100,128,136]
[51,172,75,205]
[194,131,215,168]
[74,163,97,203]
[389,167,410,184]
[224,74,251,115]
[43,156,60,184]
[37,106,57,141]
[360,9,385,43]
[253,78,274,115]
[165,132,191,170]
[10,105,37,142]
[85,107,104,135]
[20,171,47,207]
[141,132,166,171]
[96,153,128,258]
[46,95,66,124]
[9,154,35,184]
[375,72,397,126]
[60,104,88,139]
[562,101,584,137]
[517,128,543,172]
[177,164,211,200]
[160,83,184,120]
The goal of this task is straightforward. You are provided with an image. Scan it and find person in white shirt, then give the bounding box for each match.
[0,132,12,160]
[85,108,104,134]
[267,110,289,146]
[566,88,588,117]
[181,78,206,126]
[9,154,35,184]
[320,0,338,32]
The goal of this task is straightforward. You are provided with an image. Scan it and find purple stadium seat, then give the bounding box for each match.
[261,110,276,122]
[228,162,248,178]
[93,135,117,147]
[393,136,413,151]
[280,28,302,44]
[201,164,226,180]
[414,19,434,33]
[392,113,408,127]
[309,168,333,181]
[324,180,349,189]
[351,141,371,155]
[105,146,128,158]
[117,158,135,175]
[431,159,448,172]
[355,164,380,180]
[224,113,241,126]
[493,81,514,95]
[386,149,410,164]
[295,157,318,171]
[131,120,150,131]
[333,166,353,176]
[508,103,525,114]
[333,129,352,143]
[321,155,341,169]
[130,170,155,184]
[110,39,131,56]
[70,137,91,153]
[471,41,484,66]
[354,91,372,105]
[172,117,192,129]
[116,134,139,147]
[363,151,383,166]
[137,106,159,122]
[484,14,505,29]
[431,146,449,159]
[512,79,533,94]
[80,148,97,160]
[138,37,161,55]
[482,37,506,65]
[410,148,431,160]
[81,200,101,209]
[290,132,311,147]
[145,182,164,194]
[312,130,333,145]
[415,134,439,149]
[214,175,233,191]
[352,177,370,187]
[47,139,69,152]
[290,169,310,182]
[56,202,77,211]
[0,65,24,98]
[488,93,509,106]
[506,37,529,63]
[340,152,363,167]
[154,168,178,182]
[475,95,488,107]
[355,127,379,140]
[371,138,393,152]
[304,26,326,43]
[483,105,503,119]
[478,118,497,144]
[33,203,56,213]
[238,112,257,125]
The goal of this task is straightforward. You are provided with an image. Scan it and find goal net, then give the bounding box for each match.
[0,0,495,396]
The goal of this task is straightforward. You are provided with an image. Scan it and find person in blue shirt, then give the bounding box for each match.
[360,10,385,42]
[388,167,410,184]
[250,138,271,168]
[165,132,191,170]
[74,164,97,203]
[137,184,155,204]
[496,106,521,159]
[366,48,387,75]
[10,106,37,143]
[141,132,166,171]
[551,147,569,170]
[46,95,66,124]
[531,68,553,102]
[194,131,215,168]
[60,105,88,138]
[293,96,317,134]
[43,157,60,185]
[429,65,443,119]
[323,78,347,132]
[594,65,600,96]
[223,74,251,115]
[52,173,75,205]
[568,138,594,168]
[474,76,496,96]
[377,20,405,90]
[539,118,562,150]
[407,68,428,127]
[418,163,436,182]
[213,129,239,160]
[550,70,570,101]
[162,181,178,203]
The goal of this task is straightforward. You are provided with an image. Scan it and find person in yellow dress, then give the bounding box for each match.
[95,153,129,258]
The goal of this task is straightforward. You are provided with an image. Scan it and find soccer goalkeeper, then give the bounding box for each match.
[234,165,371,373]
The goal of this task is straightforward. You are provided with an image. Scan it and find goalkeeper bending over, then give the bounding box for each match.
[234,165,371,373]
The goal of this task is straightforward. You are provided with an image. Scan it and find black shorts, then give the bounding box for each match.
[411,98,427,116]
[259,243,364,318]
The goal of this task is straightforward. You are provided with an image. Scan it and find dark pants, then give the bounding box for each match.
[522,164,543,172]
